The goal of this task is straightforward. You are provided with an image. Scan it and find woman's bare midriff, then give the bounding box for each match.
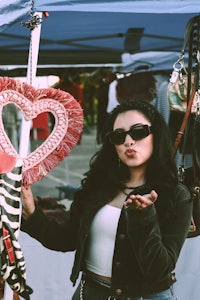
[87,270,111,284]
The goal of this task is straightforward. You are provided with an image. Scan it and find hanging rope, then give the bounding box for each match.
[20,0,43,86]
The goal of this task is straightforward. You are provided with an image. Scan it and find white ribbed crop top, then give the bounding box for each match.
[85,204,121,277]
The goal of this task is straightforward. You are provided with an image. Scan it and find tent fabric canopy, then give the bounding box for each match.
[0,1,199,69]
[33,0,199,13]
[0,0,30,31]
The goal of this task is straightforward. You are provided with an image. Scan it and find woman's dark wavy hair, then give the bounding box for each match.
[76,99,178,203]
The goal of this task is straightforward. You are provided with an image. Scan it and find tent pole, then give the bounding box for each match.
[3,11,43,300]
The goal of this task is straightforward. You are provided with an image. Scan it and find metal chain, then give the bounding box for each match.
[80,279,85,300]
[21,0,42,30]
[29,31,33,86]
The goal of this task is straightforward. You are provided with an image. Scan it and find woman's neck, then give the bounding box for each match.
[126,168,146,188]
[124,181,145,189]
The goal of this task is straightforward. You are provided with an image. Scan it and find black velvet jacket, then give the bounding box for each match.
[21,182,192,298]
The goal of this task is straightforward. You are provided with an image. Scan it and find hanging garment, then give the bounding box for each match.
[0,157,32,299]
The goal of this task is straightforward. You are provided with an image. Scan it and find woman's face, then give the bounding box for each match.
[113,110,153,171]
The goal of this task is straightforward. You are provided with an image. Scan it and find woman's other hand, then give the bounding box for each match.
[21,185,36,220]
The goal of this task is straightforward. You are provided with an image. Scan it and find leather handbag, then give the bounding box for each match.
[170,15,200,238]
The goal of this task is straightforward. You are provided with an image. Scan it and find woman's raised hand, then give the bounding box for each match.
[21,185,36,220]
[124,190,158,210]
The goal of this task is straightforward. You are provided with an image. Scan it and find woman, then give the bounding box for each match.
[21,99,192,300]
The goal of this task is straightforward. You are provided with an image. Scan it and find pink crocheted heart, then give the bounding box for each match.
[0,77,83,186]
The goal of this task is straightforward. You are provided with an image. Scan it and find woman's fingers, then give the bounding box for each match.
[124,190,158,209]
[21,185,36,218]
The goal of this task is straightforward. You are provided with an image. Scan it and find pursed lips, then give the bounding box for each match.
[125,148,137,158]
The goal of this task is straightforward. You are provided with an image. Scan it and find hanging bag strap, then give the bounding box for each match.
[173,85,196,156]
[173,16,200,156]
[173,16,200,238]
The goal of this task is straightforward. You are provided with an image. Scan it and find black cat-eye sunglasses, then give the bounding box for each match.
[107,123,152,145]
